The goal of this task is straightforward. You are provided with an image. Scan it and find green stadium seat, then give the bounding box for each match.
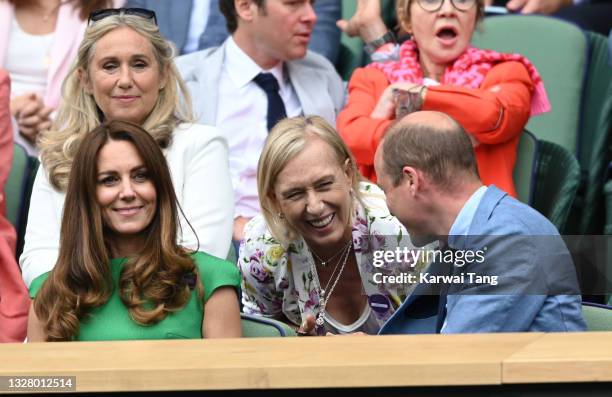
[5,143,39,259]
[582,302,612,331]
[513,130,539,206]
[336,0,396,81]
[532,140,581,233]
[570,31,612,235]
[472,15,587,155]
[240,313,296,337]
[5,143,29,228]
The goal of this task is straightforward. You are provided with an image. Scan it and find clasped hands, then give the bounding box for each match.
[10,92,53,145]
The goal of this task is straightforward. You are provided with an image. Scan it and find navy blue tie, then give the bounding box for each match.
[253,72,287,131]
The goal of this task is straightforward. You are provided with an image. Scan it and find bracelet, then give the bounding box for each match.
[364,30,397,56]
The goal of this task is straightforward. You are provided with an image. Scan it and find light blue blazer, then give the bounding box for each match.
[380,186,587,334]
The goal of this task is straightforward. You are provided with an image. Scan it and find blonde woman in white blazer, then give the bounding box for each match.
[20,9,233,288]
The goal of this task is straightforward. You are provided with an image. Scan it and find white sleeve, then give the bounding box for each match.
[19,166,62,288]
[175,126,234,260]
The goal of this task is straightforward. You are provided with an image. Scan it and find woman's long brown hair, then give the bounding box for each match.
[33,121,201,341]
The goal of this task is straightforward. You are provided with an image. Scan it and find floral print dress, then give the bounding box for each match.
[238,182,432,333]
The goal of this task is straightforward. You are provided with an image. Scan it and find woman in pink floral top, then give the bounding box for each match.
[238,116,430,335]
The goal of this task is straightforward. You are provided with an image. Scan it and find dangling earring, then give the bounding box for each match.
[278,212,285,219]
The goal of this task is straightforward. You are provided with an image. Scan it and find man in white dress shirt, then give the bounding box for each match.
[177,0,344,242]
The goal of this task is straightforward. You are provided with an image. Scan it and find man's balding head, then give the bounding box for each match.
[380,111,480,190]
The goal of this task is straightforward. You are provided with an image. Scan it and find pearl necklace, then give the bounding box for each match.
[310,241,352,335]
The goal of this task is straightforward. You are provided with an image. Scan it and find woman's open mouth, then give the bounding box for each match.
[307,213,335,229]
[435,26,459,45]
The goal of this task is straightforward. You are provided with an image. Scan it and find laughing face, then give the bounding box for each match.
[273,135,353,253]
[405,0,478,75]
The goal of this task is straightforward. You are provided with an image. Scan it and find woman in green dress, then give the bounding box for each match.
[27,121,241,341]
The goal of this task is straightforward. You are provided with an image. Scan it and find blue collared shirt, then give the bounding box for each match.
[448,186,487,248]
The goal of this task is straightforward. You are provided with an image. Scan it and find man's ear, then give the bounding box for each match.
[78,68,93,95]
[235,0,257,22]
[402,166,420,196]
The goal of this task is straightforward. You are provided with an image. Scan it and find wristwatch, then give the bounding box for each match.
[364,30,397,56]
[394,86,427,119]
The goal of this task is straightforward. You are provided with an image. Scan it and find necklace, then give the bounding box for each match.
[310,238,352,267]
[310,241,352,334]
[318,241,352,296]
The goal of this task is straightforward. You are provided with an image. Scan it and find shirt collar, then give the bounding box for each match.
[225,36,286,89]
[448,185,488,248]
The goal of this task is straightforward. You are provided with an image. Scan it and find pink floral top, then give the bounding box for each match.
[238,182,431,333]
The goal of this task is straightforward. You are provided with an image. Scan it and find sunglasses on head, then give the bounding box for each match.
[88,7,157,26]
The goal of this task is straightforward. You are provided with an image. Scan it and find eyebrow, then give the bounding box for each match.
[279,175,335,198]
[97,165,147,176]
[97,53,151,62]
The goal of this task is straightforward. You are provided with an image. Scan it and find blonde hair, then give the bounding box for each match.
[257,116,362,245]
[39,14,193,191]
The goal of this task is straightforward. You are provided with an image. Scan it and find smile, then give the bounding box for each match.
[113,96,139,102]
[307,213,334,228]
[113,206,144,216]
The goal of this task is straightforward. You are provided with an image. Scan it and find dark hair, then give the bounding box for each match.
[382,114,480,189]
[8,0,113,21]
[34,120,200,341]
[219,0,266,33]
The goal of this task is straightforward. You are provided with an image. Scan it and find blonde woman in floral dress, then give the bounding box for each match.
[239,116,430,336]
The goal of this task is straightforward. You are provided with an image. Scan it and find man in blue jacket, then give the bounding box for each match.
[374,111,586,334]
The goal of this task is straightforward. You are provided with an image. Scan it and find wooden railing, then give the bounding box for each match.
[0,332,611,393]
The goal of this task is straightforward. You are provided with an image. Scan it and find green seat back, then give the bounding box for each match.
[582,303,612,331]
[16,157,39,259]
[574,32,612,234]
[605,180,612,235]
[472,15,587,154]
[532,140,581,233]
[579,32,612,166]
[240,313,296,337]
[5,143,29,228]
[601,180,612,305]
[337,0,396,80]
[337,0,365,81]
[513,130,539,205]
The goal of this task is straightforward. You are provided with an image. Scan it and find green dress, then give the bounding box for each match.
[29,251,240,341]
